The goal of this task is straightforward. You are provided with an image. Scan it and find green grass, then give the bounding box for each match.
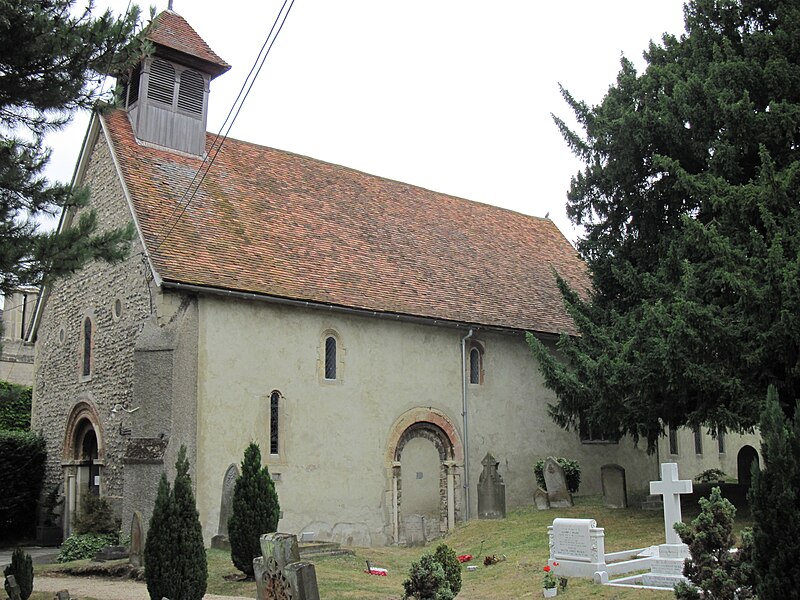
[34,487,752,599]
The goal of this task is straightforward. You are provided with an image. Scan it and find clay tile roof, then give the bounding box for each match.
[103,110,589,335]
[146,11,230,76]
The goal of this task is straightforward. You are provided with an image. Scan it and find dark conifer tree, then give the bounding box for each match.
[228,442,280,578]
[3,548,34,600]
[749,386,800,599]
[0,0,141,295]
[530,0,800,448]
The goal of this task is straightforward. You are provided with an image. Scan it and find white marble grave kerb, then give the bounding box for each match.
[649,462,693,545]
[548,518,606,577]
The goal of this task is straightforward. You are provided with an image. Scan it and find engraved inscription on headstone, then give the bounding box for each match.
[551,518,594,561]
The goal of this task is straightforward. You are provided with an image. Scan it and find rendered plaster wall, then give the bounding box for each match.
[31,133,154,514]
[194,294,658,546]
[662,427,762,484]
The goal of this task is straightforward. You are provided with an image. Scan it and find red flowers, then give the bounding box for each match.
[457,554,473,563]
[544,565,551,572]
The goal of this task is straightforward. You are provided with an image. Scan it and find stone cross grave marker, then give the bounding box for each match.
[4,574,21,600]
[254,532,320,600]
[649,462,692,545]
[477,452,506,519]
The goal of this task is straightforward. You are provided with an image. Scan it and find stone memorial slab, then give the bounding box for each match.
[548,518,607,577]
[477,452,506,519]
[284,561,321,600]
[534,487,550,510]
[129,511,144,567]
[543,457,573,508]
[601,464,627,509]
[260,532,301,570]
[403,513,427,546]
[210,534,230,550]
[93,545,128,562]
[55,591,70,600]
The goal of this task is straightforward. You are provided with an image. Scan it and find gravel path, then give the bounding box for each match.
[34,575,252,600]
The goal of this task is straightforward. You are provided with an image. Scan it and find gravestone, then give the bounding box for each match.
[4,575,21,600]
[641,463,692,588]
[93,545,128,561]
[601,464,627,509]
[254,532,319,600]
[55,591,70,600]
[547,518,606,577]
[218,463,239,536]
[543,457,573,508]
[534,487,550,510]
[477,452,506,519]
[403,514,427,546]
[129,511,144,567]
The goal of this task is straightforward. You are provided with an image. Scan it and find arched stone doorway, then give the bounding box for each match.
[386,408,463,544]
[737,445,760,487]
[62,399,104,537]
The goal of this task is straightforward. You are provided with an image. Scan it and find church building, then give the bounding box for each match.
[29,10,758,547]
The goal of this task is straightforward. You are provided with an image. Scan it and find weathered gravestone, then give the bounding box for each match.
[543,457,573,508]
[640,463,692,588]
[218,463,239,536]
[55,591,70,600]
[130,511,144,567]
[601,464,627,509]
[4,574,21,600]
[534,487,550,510]
[477,452,506,519]
[402,514,427,546]
[547,518,606,577]
[254,532,320,600]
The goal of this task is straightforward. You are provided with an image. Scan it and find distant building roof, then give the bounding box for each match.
[103,110,588,335]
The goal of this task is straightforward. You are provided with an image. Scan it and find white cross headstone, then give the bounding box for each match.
[649,462,692,545]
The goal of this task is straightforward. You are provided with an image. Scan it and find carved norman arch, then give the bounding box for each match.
[385,408,464,543]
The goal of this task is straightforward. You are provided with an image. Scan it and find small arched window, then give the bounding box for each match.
[270,391,280,455]
[82,317,93,378]
[469,347,481,384]
[325,336,337,380]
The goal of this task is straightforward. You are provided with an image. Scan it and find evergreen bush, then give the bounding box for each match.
[402,552,454,600]
[674,486,754,599]
[228,442,280,578]
[533,457,581,494]
[0,430,46,537]
[749,385,800,599]
[3,547,33,600]
[73,492,118,534]
[0,382,32,431]
[144,446,207,600]
[56,533,119,562]
[432,543,461,596]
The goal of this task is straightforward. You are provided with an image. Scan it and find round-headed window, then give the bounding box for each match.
[112,298,123,320]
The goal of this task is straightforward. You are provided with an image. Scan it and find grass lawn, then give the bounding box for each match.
[35,486,752,599]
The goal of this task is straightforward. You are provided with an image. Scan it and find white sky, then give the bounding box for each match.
[43,0,688,243]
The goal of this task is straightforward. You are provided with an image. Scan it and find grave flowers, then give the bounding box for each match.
[543,563,558,597]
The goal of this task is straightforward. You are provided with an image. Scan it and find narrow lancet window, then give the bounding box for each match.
[325,336,337,380]
[270,391,280,455]
[469,347,481,384]
[82,317,93,377]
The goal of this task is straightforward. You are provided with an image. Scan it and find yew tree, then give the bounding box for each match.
[0,0,140,295]
[529,0,800,449]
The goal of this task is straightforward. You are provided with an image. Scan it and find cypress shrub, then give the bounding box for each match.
[402,553,454,600]
[144,446,207,600]
[228,442,280,578]
[674,487,754,599]
[3,547,33,600]
[749,386,800,599]
[432,543,461,596]
[0,430,46,537]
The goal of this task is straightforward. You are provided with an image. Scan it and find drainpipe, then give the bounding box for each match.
[461,328,474,521]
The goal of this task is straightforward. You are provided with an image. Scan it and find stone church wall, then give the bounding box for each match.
[31,132,157,520]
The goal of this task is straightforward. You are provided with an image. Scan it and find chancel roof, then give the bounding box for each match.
[103,110,589,335]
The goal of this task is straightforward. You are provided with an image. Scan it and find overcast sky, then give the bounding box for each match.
[44,0,688,242]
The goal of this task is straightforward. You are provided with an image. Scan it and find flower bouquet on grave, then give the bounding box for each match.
[542,563,558,597]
